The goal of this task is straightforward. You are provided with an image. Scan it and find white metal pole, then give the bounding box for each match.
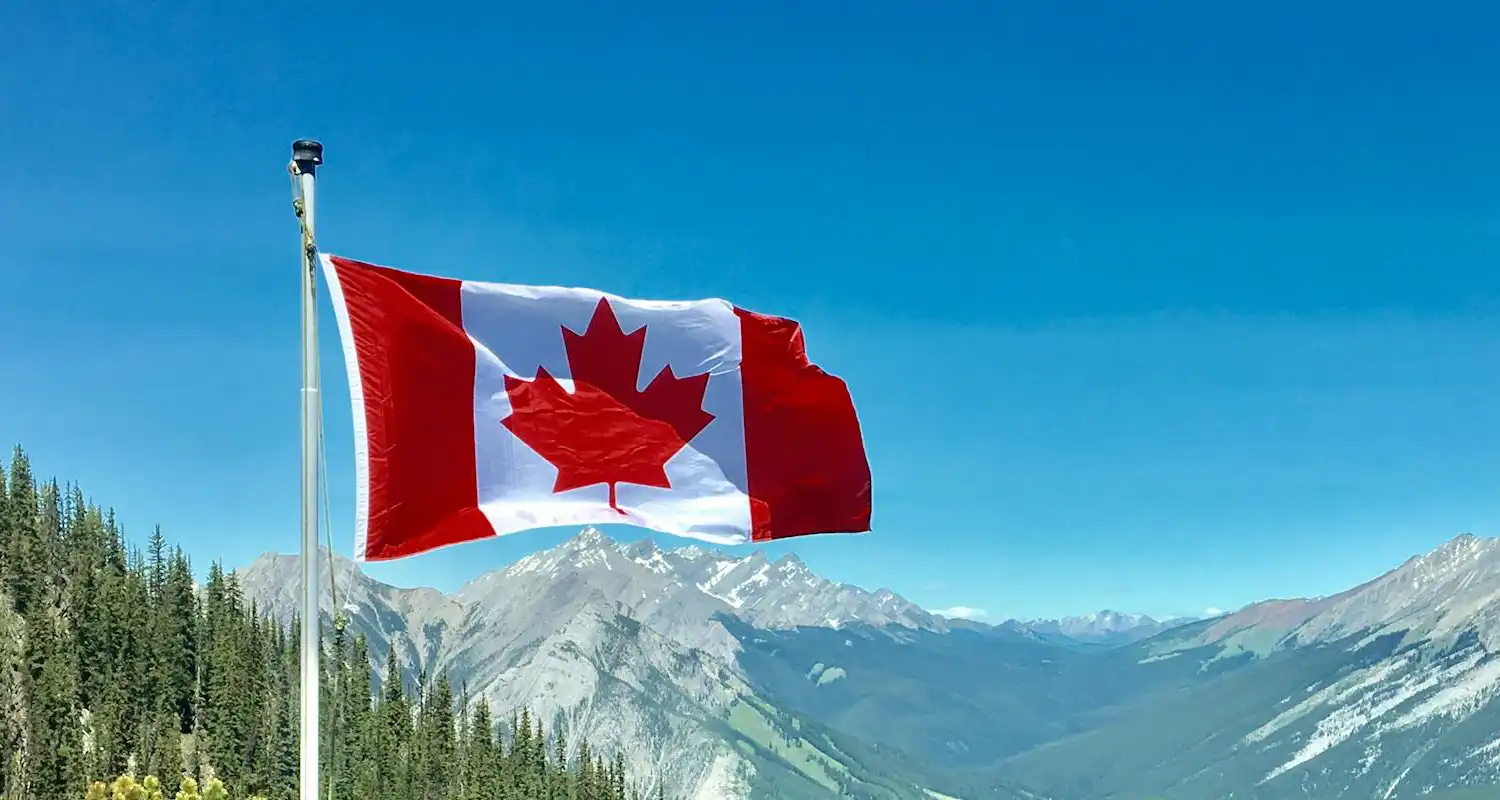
[291,138,324,800]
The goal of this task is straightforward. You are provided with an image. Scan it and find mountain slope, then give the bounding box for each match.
[996,534,1500,799]
[719,532,1500,799]
[468,530,946,636]
[1155,534,1500,660]
[238,551,463,691]
[238,528,1500,800]
[1010,611,1197,647]
[239,530,986,799]
[722,614,1251,779]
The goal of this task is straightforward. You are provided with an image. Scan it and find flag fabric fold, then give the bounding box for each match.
[321,254,872,561]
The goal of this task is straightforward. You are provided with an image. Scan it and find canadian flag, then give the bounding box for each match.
[322,255,872,561]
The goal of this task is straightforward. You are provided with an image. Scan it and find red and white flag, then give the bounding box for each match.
[321,255,872,561]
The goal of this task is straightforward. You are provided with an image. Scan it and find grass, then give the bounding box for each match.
[725,694,847,791]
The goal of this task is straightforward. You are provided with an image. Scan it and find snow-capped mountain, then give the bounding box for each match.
[238,529,1500,800]
[1009,609,1195,645]
[1211,533,1500,796]
[238,528,963,800]
[1001,532,1500,799]
[470,527,944,637]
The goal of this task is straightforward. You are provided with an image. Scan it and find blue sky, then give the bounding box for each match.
[2,1,1499,620]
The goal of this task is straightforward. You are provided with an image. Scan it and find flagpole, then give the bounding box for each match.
[290,138,324,800]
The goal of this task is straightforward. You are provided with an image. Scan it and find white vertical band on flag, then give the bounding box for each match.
[460,280,755,543]
[319,253,372,561]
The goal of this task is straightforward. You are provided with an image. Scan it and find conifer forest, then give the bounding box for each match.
[0,447,667,800]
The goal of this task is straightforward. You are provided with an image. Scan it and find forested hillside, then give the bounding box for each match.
[0,447,666,800]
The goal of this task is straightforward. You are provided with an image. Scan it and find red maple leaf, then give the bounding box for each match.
[501,297,716,513]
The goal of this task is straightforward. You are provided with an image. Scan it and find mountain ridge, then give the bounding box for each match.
[1001,610,1199,646]
[249,528,1195,650]
[239,529,989,799]
[236,528,1500,800]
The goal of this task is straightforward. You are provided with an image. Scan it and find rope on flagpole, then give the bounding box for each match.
[320,416,343,624]
[314,344,348,800]
[287,159,347,624]
[288,146,352,800]
[286,159,346,619]
[289,139,331,800]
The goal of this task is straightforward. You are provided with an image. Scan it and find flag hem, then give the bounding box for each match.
[319,253,373,562]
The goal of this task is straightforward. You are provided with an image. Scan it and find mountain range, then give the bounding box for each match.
[987,611,1196,649]
[238,529,1500,800]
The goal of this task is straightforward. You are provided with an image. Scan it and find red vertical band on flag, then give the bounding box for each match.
[734,307,872,541]
[326,256,495,560]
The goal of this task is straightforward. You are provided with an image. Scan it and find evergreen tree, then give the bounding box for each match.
[422,673,457,800]
[147,527,168,600]
[0,449,11,590]
[158,549,198,734]
[611,751,627,800]
[576,740,595,800]
[463,698,496,800]
[552,723,571,800]
[25,605,82,798]
[0,446,669,800]
[377,642,411,800]
[5,447,40,615]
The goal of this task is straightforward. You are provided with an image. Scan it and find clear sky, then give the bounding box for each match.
[2,1,1499,621]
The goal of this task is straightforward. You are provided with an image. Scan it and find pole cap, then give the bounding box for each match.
[291,139,324,167]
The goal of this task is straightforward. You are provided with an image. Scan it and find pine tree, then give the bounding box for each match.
[377,643,411,800]
[611,751,627,800]
[261,646,297,800]
[463,697,496,800]
[552,723,571,800]
[422,673,456,800]
[25,606,81,798]
[0,447,674,800]
[576,740,595,800]
[4,447,40,615]
[158,549,198,734]
[0,450,11,590]
[147,528,168,600]
[514,707,536,799]
[339,633,373,798]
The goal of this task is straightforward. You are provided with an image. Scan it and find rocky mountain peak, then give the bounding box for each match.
[1406,531,1491,572]
[227,525,1500,800]
[1001,608,1189,645]
[236,525,957,795]
[569,525,608,547]
[361,526,946,649]
[1168,532,1500,659]
[774,552,807,569]
[1297,532,1500,645]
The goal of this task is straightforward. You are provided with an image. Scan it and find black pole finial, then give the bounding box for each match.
[291,139,324,171]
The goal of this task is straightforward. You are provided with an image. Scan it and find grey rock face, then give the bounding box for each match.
[238,527,946,798]
[240,527,1500,799]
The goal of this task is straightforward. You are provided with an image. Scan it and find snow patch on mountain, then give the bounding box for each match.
[692,752,750,800]
[238,527,1500,799]
[1006,609,1195,644]
[239,527,943,797]
[1250,640,1500,785]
